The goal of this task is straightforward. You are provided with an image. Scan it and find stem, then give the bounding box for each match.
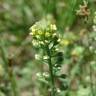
[8,58,19,96]
[10,72,19,96]
[46,47,55,96]
[0,40,19,96]
[89,65,95,96]
[0,40,10,96]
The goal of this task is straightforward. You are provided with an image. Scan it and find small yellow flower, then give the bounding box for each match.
[32,40,39,47]
[36,35,40,39]
[29,30,36,36]
[45,32,50,37]
[38,30,43,35]
[60,39,70,46]
[50,24,57,30]
[30,26,36,32]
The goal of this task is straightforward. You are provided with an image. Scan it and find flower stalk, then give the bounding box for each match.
[46,47,56,96]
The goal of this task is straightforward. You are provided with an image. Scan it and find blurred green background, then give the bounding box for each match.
[0,0,96,96]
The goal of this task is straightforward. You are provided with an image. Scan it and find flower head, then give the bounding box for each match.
[29,18,58,47]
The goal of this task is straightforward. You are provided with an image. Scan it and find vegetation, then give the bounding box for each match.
[0,0,96,96]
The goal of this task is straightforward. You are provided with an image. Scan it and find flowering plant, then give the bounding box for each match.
[29,18,68,96]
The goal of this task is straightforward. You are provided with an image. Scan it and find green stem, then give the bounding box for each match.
[10,72,19,96]
[46,47,55,96]
[0,40,19,96]
[89,65,95,96]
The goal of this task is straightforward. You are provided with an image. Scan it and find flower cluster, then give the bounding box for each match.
[29,19,67,95]
[29,19,58,47]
